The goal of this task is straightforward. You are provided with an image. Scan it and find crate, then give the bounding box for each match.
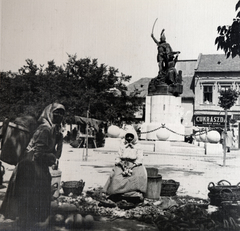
[160,179,180,196]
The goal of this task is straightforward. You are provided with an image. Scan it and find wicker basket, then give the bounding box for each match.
[160,179,180,196]
[208,180,240,206]
[208,180,240,194]
[62,180,85,196]
[208,188,240,206]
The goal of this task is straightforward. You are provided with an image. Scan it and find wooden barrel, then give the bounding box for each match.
[145,167,162,200]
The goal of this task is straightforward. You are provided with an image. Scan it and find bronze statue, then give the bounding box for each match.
[151,29,180,74]
[149,24,183,96]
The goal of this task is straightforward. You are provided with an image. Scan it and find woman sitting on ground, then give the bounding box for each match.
[103,126,147,204]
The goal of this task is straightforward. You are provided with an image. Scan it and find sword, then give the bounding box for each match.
[152,18,158,35]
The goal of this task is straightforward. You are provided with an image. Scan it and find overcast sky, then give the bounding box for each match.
[0,0,238,83]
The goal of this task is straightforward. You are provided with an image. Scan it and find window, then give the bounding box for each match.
[203,85,212,104]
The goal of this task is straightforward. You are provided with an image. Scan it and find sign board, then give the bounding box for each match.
[193,114,231,127]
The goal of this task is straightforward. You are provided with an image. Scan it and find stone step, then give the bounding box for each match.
[94,145,205,156]
[138,140,205,155]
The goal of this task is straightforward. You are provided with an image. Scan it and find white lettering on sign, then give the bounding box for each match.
[194,115,228,127]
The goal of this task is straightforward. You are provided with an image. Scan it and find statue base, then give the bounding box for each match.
[148,83,183,96]
[142,94,184,141]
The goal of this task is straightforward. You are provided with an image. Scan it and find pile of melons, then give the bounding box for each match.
[51,200,95,229]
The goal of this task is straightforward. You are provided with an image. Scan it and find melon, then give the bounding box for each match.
[65,214,74,228]
[84,215,94,229]
[54,214,64,226]
[74,213,83,228]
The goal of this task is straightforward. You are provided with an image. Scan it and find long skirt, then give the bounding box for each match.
[103,163,147,196]
[0,158,52,227]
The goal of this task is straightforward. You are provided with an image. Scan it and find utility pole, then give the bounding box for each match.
[85,104,90,161]
[223,109,227,166]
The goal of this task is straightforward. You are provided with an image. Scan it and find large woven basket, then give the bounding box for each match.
[160,179,180,196]
[62,180,85,196]
[208,180,240,206]
[208,188,240,206]
[208,180,240,194]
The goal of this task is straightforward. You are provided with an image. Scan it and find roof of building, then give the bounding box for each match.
[127,77,150,98]
[195,54,240,72]
[127,60,196,98]
[176,59,197,76]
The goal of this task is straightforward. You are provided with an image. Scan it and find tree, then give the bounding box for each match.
[18,59,39,75]
[0,55,142,126]
[218,88,239,166]
[63,54,140,125]
[215,0,240,58]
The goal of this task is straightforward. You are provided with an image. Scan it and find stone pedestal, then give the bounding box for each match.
[205,143,223,155]
[155,141,171,152]
[141,95,184,141]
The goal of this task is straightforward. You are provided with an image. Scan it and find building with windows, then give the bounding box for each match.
[194,53,240,148]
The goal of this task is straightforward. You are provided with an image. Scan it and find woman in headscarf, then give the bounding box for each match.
[103,126,147,204]
[0,103,65,229]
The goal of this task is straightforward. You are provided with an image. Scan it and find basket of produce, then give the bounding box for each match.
[208,188,240,206]
[208,180,240,206]
[208,180,240,194]
[98,199,117,208]
[160,179,180,196]
[62,180,85,196]
[175,195,209,209]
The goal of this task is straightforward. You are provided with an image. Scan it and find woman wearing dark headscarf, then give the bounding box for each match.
[0,103,65,229]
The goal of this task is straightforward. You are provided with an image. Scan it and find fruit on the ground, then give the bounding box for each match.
[51,200,58,211]
[84,215,94,229]
[74,213,83,228]
[59,203,77,213]
[65,214,74,228]
[54,214,64,226]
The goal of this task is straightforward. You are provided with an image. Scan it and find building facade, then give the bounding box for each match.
[194,54,240,148]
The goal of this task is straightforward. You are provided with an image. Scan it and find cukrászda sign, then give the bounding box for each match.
[194,115,231,127]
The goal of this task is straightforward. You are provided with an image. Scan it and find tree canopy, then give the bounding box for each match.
[218,88,239,110]
[215,0,240,58]
[0,55,142,125]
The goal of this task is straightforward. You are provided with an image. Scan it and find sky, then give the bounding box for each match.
[0,0,238,83]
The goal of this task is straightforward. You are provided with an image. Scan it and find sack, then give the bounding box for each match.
[0,116,38,165]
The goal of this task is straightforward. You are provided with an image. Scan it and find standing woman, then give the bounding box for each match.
[0,103,65,229]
